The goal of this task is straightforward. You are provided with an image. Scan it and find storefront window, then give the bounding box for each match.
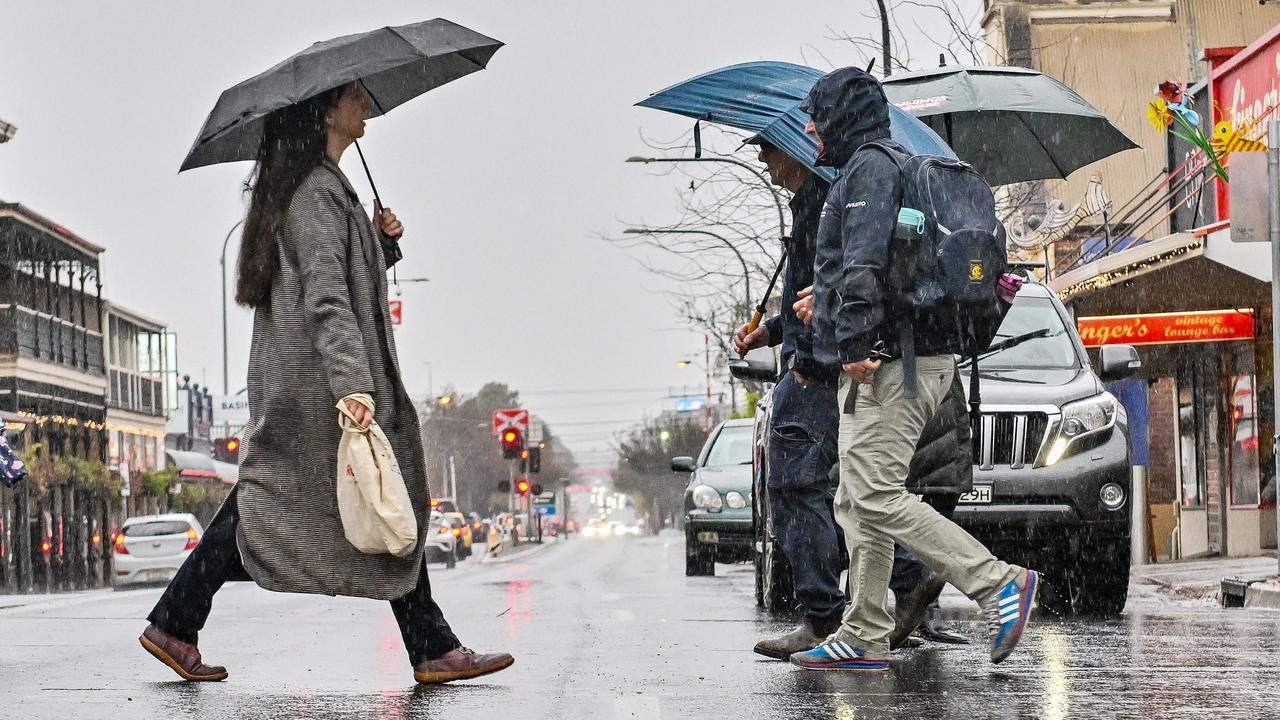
[1177,366,1206,508]
[1228,375,1261,506]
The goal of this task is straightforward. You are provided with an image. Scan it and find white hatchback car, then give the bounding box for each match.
[112,513,203,588]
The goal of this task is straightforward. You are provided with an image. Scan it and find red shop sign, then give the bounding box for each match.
[1211,25,1280,221]
[1077,309,1255,348]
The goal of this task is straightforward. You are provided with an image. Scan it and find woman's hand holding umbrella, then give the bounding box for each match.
[374,201,404,240]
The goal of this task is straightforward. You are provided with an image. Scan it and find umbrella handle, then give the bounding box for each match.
[746,310,764,334]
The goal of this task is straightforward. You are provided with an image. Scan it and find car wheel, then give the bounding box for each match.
[446,547,457,569]
[753,486,765,607]
[755,486,797,614]
[685,528,715,576]
[1038,537,1130,617]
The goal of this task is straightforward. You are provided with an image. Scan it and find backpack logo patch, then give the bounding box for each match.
[969,260,985,282]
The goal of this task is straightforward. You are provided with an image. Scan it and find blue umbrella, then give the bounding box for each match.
[636,61,955,182]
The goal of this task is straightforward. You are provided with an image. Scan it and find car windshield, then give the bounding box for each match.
[123,520,190,537]
[976,295,1079,370]
[703,425,753,467]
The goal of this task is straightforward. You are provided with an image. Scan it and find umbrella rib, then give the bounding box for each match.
[1013,111,1069,180]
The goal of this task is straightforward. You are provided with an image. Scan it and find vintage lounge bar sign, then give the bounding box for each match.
[1077,309,1256,348]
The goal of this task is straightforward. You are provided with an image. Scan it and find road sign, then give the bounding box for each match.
[388,300,403,326]
[533,493,555,506]
[527,417,544,444]
[492,408,529,435]
[675,396,706,413]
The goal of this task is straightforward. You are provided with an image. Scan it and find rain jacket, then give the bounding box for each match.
[764,174,836,381]
[802,67,952,367]
[802,67,972,496]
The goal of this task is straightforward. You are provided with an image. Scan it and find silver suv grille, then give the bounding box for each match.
[972,412,1050,470]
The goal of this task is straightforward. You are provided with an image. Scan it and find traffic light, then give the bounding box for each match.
[519,448,530,473]
[528,446,541,474]
[531,483,544,495]
[213,437,240,463]
[515,477,531,495]
[500,429,523,459]
[497,480,511,493]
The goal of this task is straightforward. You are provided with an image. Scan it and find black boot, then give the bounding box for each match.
[915,605,971,645]
[889,573,947,650]
[753,616,839,660]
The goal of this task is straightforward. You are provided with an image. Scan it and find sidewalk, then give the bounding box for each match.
[1131,553,1279,608]
[0,586,125,614]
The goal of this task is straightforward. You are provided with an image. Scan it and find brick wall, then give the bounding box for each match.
[1147,377,1177,505]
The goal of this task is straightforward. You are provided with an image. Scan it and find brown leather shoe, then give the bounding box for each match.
[413,647,514,684]
[889,574,948,650]
[139,624,228,682]
[753,617,837,660]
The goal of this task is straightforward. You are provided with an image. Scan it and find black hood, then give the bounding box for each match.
[800,67,891,167]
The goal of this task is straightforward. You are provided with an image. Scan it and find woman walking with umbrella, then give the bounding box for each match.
[140,78,512,685]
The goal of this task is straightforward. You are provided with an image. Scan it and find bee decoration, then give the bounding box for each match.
[1211,119,1268,156]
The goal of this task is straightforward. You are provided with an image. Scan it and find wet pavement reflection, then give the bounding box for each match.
[2,532,1277,719]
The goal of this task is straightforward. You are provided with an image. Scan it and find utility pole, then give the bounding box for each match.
[1269,119,1280,573]
[876,0,893,77]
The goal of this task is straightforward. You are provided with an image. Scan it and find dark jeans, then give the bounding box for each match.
[146,491,460,665]
[768,371,942,624]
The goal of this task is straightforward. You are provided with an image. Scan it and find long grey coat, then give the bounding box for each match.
[234,159,427,601]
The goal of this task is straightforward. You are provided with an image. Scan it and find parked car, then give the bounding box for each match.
[672,418,755,576]
[423,511,457,569]
[951,278,1138,616]
[444,511,473,558]
[735,272,1139,617]
[112,513,203,588]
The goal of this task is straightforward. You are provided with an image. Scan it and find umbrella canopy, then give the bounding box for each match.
[636,61,954,183]
[881,65,1137,186]
[180,18,502,172]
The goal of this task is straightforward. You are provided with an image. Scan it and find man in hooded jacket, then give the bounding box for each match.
[788,67,1039,671]
[735,141,966,658]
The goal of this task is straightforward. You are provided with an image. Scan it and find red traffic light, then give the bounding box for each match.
[225,438,239,453]
[515,478,531,495]
[501,429,524,459]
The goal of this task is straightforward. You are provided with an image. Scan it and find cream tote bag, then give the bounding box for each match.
[335,393,418,556]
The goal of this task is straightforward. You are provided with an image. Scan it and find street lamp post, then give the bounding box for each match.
[220,219,245,395]
[625,155,788,241]
[623,227,752,310]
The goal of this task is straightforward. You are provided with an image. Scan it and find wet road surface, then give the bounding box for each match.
[2,531,1278,719]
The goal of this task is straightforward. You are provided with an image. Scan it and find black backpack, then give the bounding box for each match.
[863,142,1009,438]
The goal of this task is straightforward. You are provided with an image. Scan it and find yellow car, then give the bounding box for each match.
[444,512,473,558]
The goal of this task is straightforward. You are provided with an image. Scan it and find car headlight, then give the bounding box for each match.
[725,491,747,509]
[1045,393,1117,466]
[691,484,723,511]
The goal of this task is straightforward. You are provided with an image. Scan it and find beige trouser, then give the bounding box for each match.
[833,355,1020,657]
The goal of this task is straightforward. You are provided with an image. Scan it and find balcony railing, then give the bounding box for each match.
[0,304,104,375]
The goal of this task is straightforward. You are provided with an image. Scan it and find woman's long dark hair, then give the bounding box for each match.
[236,86,346,307]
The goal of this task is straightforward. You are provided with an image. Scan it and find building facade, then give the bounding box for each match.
[102,302,170,507]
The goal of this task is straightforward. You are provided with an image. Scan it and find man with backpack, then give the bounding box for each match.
[788,67,1039,671]
[737,141,972,659]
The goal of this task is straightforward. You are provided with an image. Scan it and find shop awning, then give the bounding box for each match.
[166,450,217,479]
[212,460,238,486]
[1050,224,1271,312]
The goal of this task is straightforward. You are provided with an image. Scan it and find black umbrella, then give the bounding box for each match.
[180,18,503,205]
[882,66,1137,186]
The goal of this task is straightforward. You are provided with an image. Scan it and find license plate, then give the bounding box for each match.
[959,485,993,504]
[696,531,719,543]
[143,569,174,581]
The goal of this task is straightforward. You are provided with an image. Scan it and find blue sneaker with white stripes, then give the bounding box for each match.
[789,639,889,671]
[983,568,1039,664]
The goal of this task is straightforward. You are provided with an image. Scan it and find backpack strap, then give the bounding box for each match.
[960,316,983,461]
[860,140,919,399]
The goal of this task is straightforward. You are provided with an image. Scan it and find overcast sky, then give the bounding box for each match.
[0,1,976,470]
